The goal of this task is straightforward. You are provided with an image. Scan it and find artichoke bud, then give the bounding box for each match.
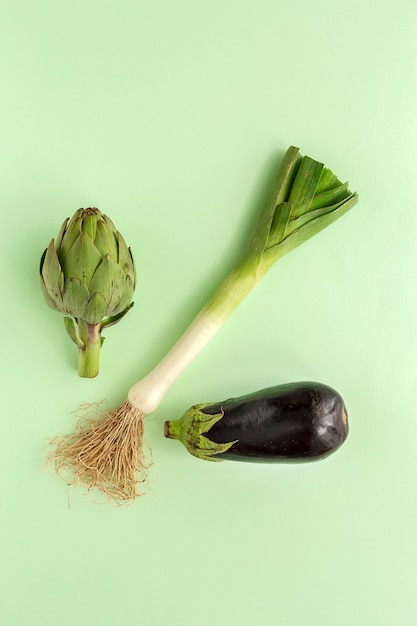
[40,207,136,378]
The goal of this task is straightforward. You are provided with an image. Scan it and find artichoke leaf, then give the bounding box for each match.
[64,317,85,348]
[58,212,82,256]
[89,255,127,313]
[41,240,62,289]
[117,231,135,277]
[62,277,90,318]
[55,217,69,250]
[106,260,128,312]
[94,219,118,260]
[63,231,102,284]
[40,242,65,306]
[102,214,117,234]
[88,255,114,305]
[84,292,108,324]
[112,275,135,315]
[40,273,62,311]
[81,213,98,241]
[101,302,134,329]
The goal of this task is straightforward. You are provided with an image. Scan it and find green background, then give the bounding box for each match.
[1,1,416,624]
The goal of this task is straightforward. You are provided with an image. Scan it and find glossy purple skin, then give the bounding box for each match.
[202,382,348,462]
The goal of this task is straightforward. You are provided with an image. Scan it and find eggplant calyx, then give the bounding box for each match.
[164,404,238,462]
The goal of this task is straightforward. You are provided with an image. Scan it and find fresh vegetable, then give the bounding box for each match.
[40,207,136,378]
[164,382,349,462]
[50,146,358,502]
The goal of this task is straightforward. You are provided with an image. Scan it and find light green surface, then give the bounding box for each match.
[1,1,416,625]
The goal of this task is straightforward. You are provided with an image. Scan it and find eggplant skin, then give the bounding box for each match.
[201,382,348,462]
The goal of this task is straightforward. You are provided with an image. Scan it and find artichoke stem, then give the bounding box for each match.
[77,320,102,378]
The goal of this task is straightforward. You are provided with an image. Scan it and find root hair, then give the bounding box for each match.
[49,400,148,504]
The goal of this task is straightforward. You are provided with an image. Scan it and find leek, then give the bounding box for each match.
[50,146,358,503]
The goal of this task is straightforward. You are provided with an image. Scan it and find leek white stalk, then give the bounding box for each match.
[50,146,358,503]
[128,258,256,414]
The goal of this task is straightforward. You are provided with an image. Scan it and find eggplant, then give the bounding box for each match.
[164,382,348,462]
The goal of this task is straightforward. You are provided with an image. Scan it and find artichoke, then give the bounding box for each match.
[40,207,136,378]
